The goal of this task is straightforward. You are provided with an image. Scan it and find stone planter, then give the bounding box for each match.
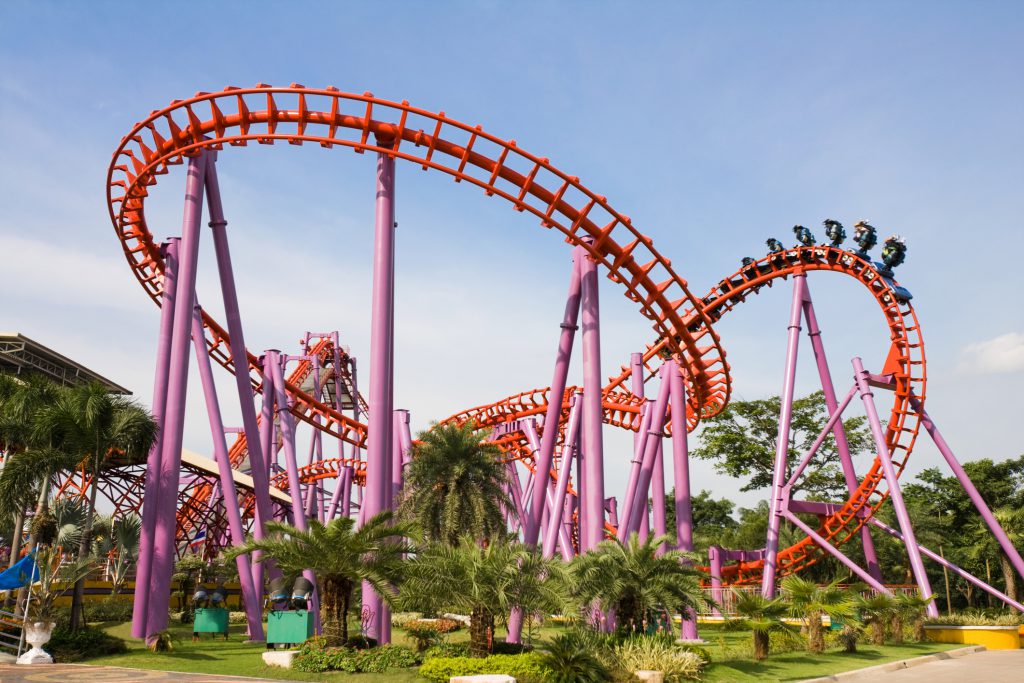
[924,624,1021,650]
[17,620,56,665]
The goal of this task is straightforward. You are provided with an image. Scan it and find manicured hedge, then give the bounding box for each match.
[419,653,550,683]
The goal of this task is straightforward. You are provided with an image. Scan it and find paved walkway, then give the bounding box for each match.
[868,649,1024,682]
[0,664,281,682]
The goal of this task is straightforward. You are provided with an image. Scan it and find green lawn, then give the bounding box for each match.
[85,620,961,682]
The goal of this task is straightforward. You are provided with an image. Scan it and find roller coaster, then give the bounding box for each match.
[78,84,1024,642]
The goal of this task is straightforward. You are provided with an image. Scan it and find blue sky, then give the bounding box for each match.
[1,1,1022,508]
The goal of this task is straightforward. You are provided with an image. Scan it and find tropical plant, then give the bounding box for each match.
[403,537,569,657]
[857,592,898,645]
[731,590,796,661]
[171,553,206,622]
[966,507,1024,604]
[571,533,709,636]
[34,382,157,629]
[539,632,613,683]
[891,592,933,643]
[25,546,94,623]
[781,576,856,653]
[399,421,511,545]
[225,511,415,646]
[107,514,142,596]
[615,636,704,682]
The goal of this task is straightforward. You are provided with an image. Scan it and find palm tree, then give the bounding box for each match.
[571,533,709,636]
[732,590,794,661]
[399,421,511,545]
[892,591,932,643]
[108,514,142,596]
[403,536,568,657]
[857,592,898,645]
[539,632,613,683]
[966,508,1024,603]
[225,511,415,646]
[781,576,856,654]
[36,381,158,629]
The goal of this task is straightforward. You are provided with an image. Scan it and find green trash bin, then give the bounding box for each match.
[267,610,315,648]
[193,607,229,640]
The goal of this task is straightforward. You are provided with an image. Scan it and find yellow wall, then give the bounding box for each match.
[925,626,1021,650]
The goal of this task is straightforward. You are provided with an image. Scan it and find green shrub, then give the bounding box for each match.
[292,641,419,674]
[391,611,422,628]
[404,621,442,652]
[228,611,249,624]
[84,599,134,623]
[424,641,471,659]
[925,612,1021,626]
[615,637,704,682]
[418,653,550,683]
[491,639,533,654]
[675,642,712,665]
[47,624,128,662]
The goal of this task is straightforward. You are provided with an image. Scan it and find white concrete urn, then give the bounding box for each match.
[17,621,56,665]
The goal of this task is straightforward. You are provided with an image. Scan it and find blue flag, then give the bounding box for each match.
[0,553,39,590]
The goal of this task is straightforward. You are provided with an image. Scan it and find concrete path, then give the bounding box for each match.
[870,650,1024,681]
[0,664,281,682]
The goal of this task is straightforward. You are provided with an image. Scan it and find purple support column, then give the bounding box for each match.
[802,287,883,581]
[580,244,606,552]
[190,307,264,640]
[620,403,653,535]
[621,366,672,540]
[525,251,583,547]
[761,273,807,598]
[543,393,583,560]
[391,410,407,507]
[708,546,723,617]
[651,443,667,553]
[361,144,397,643]
[207,156,275,595]
[668,359,698,638]
[132,238,179,638]
[911,397,1024,582]
[852,357,937,616]
[507,459,527,534]
[145,155,206,638]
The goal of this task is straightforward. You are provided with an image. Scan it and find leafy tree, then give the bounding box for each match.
[663,488,738,552]
[691,391,872,498]
[399,421,511,545]
[571,533,709,636]
[226,511,415,646]
[781,576,855,653]
[403,537,568,657]
[731,590,795,661]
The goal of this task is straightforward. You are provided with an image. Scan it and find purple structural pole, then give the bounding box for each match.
[852,357,938,616]
[391,410,407,507]
[145,154,207,638]
[206,156,275,593]
[580,244,606,551]
[621,366,672,540]
[651,444,667,552]
[762,272,806,598]
[543,392,583,560]
[909,397,1024,583]
[668,360,698,638]
[869,518,1024,612]
[708,546,723,617]
[189,307,264,639]
[132,238,179,639]
[801,283,883,582]
[362,143,397,643]
[525,250,583,547]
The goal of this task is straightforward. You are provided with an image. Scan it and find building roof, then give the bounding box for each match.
[0,332,131,394]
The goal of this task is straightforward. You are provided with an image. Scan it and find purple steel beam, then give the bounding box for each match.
[145,154,206,638]
[132,238,178,639]
[783,510,889,593]
[620,365,672,540]
[708,546,723,617]
[761,272,806,598]
[910,397,1024,583]
[206,157,276,594]
[522,420,577,554]
[525,250,583,547]
[869,518,1024,612]
[579,244,606,551]
[391,411,406,507]
[362,145,397,643]
[189,307,264,639]
[667,360,698,638]
[852,357,937,616]
[802,286,882,581]
[651,443,667,553]
[543,392,583,560]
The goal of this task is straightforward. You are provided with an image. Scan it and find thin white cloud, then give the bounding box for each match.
[959,333,1024,374]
